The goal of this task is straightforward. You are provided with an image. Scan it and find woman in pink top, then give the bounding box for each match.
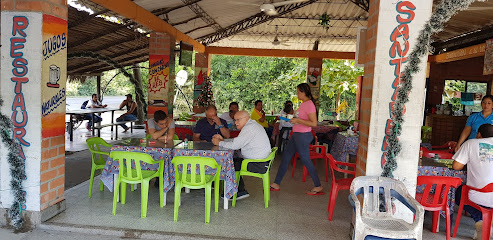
[270,83,323,195]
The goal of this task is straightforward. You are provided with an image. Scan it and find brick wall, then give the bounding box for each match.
[356,0,379,177]
[40,136,65,210]
[148,32,175,117]
[1,0,68,20]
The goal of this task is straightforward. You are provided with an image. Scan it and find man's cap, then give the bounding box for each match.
[125,94,132,97]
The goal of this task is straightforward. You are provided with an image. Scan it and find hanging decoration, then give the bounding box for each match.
[319,13,331,31]
[196,76,215,107]
[381,0,480,178]
[0,96,26,229]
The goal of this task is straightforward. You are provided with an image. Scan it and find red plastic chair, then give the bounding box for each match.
[415,176,462,240]
[290,131,329,182]
[175,127,194,140]
[327,153,355,221]
[453,183,493,240]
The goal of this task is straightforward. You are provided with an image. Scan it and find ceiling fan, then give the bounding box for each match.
[260,0,309,15]
[229,0,309,16]
[272,25,290,46]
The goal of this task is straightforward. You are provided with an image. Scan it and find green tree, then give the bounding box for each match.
[320,60,363,120]
[210,55,303,113]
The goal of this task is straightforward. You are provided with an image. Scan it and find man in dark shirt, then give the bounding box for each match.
[193,105,230,142]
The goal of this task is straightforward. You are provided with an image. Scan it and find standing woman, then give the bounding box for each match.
[270,83,323,195]
[455,95,493,152]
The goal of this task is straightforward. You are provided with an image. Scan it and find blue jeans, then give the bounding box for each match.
[84,114,102,127]
[455,184,490,222]
[274,132,321,187]
[117,114,137,130]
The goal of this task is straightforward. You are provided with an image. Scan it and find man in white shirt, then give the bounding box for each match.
[85,94,106,130]
[219,102,239,126]
[212,111,271,200]
[453,123,493,239]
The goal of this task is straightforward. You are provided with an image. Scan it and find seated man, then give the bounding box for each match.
[220,102,239,126]
[148,110,175,142]
[250,100,273,139]
[193,105,230,142]
[212,111,271,200]
[116,94,138,133]
[85,94,106,130]
[453,123,493,239]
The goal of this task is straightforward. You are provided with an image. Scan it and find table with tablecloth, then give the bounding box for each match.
[330,132,359,162]
[100,139,238,209]
[417,159,467,217]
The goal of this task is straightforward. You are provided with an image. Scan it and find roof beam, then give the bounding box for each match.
[206,47,355,59]
[151,0,202,17]
[68,9,110,29]
[89,0,205,52]
[72,53,149,74]
[69,24,133,49]
[348,0,369,12]
[170,15,201,26]
[197,0,319,46]
[432,25,493,54]
[181,0,222,31]
[68,44,148,73]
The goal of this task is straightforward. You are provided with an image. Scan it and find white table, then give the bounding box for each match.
[66,107,119,141]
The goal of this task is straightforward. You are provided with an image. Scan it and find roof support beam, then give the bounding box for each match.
[68,44,148,73]
[171,15,201,26]
[197,0,319,46]
[348,0,369,12]
[89,0,205,52]
[206,47,355,59]
[69,9,110,28]
[151,0,202,17]
[72,53,149,74]
[432,25,493,54]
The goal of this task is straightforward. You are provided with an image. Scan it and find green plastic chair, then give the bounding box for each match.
[232,147,278,208]
[172,156,220,223]
[86,137,112,198]
[110,151,164,218]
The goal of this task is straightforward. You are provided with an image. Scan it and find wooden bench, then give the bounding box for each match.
[93,120,138,139]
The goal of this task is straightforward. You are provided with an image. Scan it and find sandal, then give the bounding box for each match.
[306,190,324,195]
[270,186,280,192]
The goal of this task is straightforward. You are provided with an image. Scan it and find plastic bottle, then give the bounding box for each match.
[184,138,188,147]
[434,153,439,161]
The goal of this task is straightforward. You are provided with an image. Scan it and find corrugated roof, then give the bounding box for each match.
[67,0,493,75]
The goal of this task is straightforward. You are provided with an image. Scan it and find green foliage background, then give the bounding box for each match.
[67,55,363,121]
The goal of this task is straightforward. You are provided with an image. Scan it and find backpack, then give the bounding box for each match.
[81,100,89,109]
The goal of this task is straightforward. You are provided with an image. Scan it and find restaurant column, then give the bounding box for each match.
[148,32,176,118]
[307,58,322,110]
[356,0,432,218]
[0,0,68,228]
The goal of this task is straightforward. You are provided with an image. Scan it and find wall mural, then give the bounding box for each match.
[148,55,169,106]
[41,15,67,138]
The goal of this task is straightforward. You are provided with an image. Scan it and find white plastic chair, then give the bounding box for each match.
[349,176,424,240]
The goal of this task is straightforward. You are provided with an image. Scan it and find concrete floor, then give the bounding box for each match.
[50,148,478,240]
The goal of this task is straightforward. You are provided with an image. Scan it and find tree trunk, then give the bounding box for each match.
[335,90,341,120]
[131,64,146,124]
